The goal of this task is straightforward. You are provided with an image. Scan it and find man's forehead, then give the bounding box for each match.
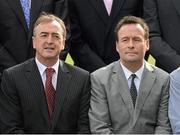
[118,24,145,35]
[120,23,143,30]
[37,20,61,29]
[36,22,62,33]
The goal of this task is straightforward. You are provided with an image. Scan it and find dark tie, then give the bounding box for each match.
[130,74,137,107]
[20,0,30,28]
[45,68,56,122]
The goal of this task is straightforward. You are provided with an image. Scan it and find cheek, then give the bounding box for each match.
[118,45,126,52]
[139,46,148,55]
[33,39,43,49]
[116,43,122,52]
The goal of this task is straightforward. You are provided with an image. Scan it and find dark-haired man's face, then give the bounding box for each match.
[116,24,149,66]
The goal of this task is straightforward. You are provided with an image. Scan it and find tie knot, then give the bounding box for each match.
[131,74,136,80]
[45,68,55,77]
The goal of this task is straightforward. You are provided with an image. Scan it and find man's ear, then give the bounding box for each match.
[32,36,36,49]
[116,42,119,53]
[61,39,65,50]
[146,39,150,51]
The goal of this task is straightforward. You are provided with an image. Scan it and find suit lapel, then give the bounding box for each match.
[25,59,50,124]
[172,0,180,17]
[112,61,134,116]
[30,0,43,30]
[6,0,28,34]
[88,0,109,24]
[105,0,125,35]
[133,63,156,124]
[110,0,125,19]
[51,61,72,130]
[27,0,44,55]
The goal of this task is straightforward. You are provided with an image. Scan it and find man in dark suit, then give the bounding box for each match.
[89,16,171,134]
[68,0,143,72]
[144,0,180,73]
[0,13,90,133]
[0,0,69,82]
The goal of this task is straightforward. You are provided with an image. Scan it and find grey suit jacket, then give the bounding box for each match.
[89,60,172,134]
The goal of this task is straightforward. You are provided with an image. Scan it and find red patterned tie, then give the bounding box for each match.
[45,68,56,122]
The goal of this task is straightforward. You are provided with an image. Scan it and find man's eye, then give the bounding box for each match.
[40,34,47,37]
[135,39,140,42]
[51,34,60,39]
[54,35,60,39]
[134,38,142,42]
[121,39,128,42]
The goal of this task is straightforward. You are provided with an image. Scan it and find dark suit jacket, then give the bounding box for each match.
[68,0,143,72]
[0,0,69,81]
[0,58,90,133]
[144,0,180,73]
[89,61,172,134]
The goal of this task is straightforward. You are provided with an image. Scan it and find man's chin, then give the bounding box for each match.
[126,58,139,63]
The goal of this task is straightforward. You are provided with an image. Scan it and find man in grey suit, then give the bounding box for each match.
[89,16,172,134]
[0,13,90,133]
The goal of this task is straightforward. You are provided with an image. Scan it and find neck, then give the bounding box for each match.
[36,57,59,67]
[121,60,143,73]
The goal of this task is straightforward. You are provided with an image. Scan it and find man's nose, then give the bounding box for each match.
[128,40,134,48]
[46,35,53,43]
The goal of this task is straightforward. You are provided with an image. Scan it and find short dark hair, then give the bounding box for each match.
[114,16,149,41]
[33,12,66,39]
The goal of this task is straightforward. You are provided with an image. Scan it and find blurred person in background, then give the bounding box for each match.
[144,0,180,73]
[68,0,143,72]
[0,0,70,83]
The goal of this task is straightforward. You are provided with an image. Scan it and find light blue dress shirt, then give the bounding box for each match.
[20,0,31,28]
[169,67,180,134]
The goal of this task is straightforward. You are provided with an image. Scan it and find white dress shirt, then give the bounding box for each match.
[35,58,59,90]
[120,62,145,94]
[169,67,180,134]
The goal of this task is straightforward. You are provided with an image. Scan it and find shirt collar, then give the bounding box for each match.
[35,58,59,76]
[120,62,145,80]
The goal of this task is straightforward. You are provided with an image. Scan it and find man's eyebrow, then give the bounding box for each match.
[39,32,48,35]
[39,32,60,35]
[52,32,60,35]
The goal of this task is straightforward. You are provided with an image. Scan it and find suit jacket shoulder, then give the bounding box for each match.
[91,61,118,78]
[145,62,169,79]
[4,58,35,74]
[60,60,90,76]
